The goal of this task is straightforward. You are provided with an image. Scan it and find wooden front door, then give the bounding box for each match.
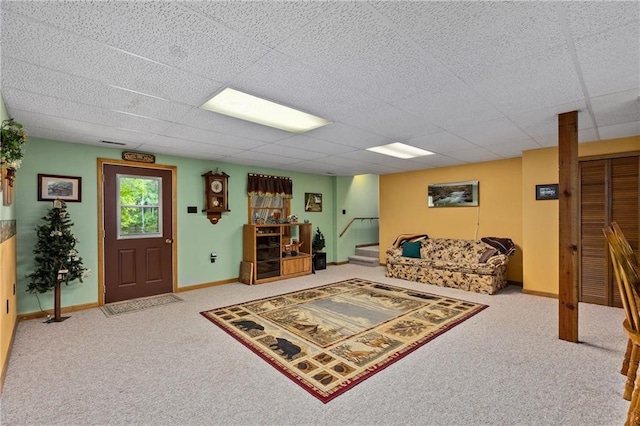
[103,164,174,303]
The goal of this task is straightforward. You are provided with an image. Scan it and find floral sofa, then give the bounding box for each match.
[385,238,510,294]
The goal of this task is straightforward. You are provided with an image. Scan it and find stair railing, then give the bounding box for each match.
[339,217,379,238]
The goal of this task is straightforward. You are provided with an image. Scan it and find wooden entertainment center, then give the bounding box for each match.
[242,223,312,284]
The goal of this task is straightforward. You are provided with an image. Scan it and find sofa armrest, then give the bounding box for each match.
[486,253,509,267]
[386,247,402,258]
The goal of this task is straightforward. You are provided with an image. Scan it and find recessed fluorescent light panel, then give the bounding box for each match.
[366,142,434,159]
[200,88,330,133]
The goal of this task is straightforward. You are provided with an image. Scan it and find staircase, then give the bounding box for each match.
[348,245,380,267]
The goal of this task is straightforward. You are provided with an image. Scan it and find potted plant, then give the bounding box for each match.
[0,118,27,169]
[312,227,326,253]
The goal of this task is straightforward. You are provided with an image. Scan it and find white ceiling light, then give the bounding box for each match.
[200,88,330,133]
[366,142,434,159]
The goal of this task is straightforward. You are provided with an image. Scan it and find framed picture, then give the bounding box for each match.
[38,174,82,202]
[536,184,559,200]
[305,192,322,212]
[428,180,479,207]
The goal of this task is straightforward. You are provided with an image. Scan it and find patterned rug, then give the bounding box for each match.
[101,293,183,317]
[200,278,487,403]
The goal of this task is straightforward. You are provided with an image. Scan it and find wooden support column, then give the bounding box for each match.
[558,110,579,342]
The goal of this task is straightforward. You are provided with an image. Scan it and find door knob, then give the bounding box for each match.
[165,238,173,244]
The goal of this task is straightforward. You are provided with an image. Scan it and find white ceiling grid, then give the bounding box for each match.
[0,1,638,176]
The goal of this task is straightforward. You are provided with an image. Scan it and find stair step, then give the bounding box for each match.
[354,246,380,258]
[348,255,379,267]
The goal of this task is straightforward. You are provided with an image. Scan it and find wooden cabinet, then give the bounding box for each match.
[243,223,312,284]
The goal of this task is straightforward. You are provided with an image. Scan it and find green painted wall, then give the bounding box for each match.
[15,137,339,315]
[335,174,379,262]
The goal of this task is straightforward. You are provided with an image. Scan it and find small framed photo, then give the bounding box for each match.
[304,192,322,212]
[38,174,82,202]
[535,184,559,200]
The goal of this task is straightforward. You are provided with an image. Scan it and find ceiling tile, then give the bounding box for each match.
[598,121,640,140]
[575,22,640,97]
[468,47,585,114]
[485,139,542,158]
[532,127,600,147]
[590,89,640,127]
[185,2,332,49]
[275,135,358,156]
[160,123,264,150]
[226,150,298,166]
[508,101,593,137]
[143,135,242,157]
[22,125,143,150]
[228,50,387,120]
[276,2,456,102]
[393,83,504,130]
[562,1,640,40]
[2,58,194,123]
[3,2,270,81]
[250,144,326,161]
[308,123,391,149]
[408,132,479,154]
[8,110,154,145]
[341,104,441,140]
[372,2,564,81]
[0,12,224,105]
[444,147,503,163]
[174,108,290,143]
[3,88,171,134]
[448,117,535,147]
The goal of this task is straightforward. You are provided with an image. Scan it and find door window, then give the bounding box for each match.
[117,174,162,238]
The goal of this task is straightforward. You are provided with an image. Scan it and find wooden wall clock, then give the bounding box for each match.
[202,169,230,224]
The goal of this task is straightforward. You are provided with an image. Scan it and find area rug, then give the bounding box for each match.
[200,278,487,403]
[101,293,183,317]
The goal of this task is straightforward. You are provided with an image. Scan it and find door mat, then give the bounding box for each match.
[101,294,183,317]
[200,278,487,403]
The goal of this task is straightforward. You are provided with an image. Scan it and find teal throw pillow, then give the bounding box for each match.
[402,241,421,258]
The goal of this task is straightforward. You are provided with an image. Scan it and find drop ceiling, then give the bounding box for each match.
[1,1,638,176]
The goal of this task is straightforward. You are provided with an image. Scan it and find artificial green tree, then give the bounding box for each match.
[27,200,88,322]
[312,227,326,253]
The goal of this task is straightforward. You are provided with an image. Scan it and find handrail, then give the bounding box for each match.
[339,217,379,238]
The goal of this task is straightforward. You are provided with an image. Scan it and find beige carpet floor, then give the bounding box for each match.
[0,264,628,425]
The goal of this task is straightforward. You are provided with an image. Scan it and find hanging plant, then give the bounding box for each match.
[0,118,27,168]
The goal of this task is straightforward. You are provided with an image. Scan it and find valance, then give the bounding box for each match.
[247,173,293,198]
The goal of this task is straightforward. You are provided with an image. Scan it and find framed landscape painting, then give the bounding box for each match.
[38,174,82,202]
[428,180,479,207]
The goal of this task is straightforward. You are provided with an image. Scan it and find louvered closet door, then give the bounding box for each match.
[580,160,609,305]
[579,155,639,307]
[611,156,640,307]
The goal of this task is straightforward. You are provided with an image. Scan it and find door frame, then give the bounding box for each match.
[97,158,178,306]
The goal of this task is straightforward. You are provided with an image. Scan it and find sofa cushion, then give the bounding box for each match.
[478,248,499,263]
[402,241,422,258]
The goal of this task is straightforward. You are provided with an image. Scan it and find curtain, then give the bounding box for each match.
[247,173,293,198]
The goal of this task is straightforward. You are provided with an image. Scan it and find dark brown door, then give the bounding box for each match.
[104,164,173,303]
[579,155,639,307]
